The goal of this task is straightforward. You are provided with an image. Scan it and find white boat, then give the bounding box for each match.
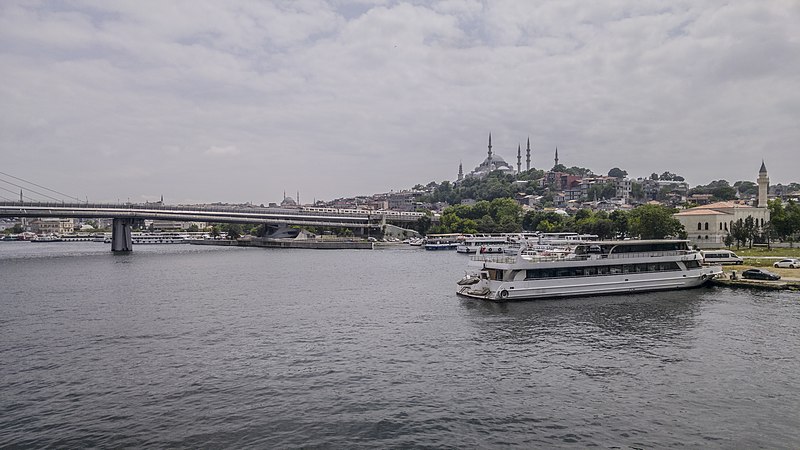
[423,233,462,250]
[30,234,62,243]
[457,239,722,301]
[456,235,512,254]
[131,232,191,244]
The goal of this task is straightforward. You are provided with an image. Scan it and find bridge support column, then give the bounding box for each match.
[111,218,133,252]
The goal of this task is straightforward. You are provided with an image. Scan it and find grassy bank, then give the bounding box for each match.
[725,247,800,258]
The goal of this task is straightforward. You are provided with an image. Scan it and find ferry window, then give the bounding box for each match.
[647,263,658,272]
[573,268,584,277]
[557,269,571,278]
[610,265,623,274]
[659,262,680,271]
[597,266,610,275]
[685,260,701,269]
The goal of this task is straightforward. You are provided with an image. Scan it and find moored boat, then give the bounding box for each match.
[423,233,462,250]
[456,235,513,254]
[457,239,722,301]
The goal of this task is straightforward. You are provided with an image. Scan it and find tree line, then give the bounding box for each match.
[417,201,685,240]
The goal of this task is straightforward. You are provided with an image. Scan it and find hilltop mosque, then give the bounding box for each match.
[458,133,533,181]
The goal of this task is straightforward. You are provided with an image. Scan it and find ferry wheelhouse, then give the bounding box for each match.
[457,240,722,301]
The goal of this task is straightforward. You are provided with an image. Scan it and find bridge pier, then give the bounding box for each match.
[111,218,133,252]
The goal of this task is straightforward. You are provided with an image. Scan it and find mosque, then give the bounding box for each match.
[673,161,771,249]
[458,133,533,181]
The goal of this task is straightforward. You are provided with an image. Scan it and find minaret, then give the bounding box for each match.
[517,144,522,173]
[758,160,769,207]
[297,190,300,205]
[554,146,559,168]
[526,137,531,171]
[487,132,493,168]
[457,162,464,182]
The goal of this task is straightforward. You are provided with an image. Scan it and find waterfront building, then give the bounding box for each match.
[673,162,770,249]
[28,218,75,235]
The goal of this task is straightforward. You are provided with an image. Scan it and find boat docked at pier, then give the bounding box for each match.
[457,239,722,301]
[456,235,513,254]
[423,233,462,250]
[131,232,191,244]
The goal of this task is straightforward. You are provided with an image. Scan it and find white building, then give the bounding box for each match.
[673,162,770,249]
[29,218,75,235]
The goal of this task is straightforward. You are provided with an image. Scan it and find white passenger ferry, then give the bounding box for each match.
[423,233,462,250]
[457,239,722,301]
[456,235,513,254]
[131,232,191,244]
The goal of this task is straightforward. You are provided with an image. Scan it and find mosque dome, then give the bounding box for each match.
[280,196,298,207]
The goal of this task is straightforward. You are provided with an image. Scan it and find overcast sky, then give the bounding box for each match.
[1,1,798,205]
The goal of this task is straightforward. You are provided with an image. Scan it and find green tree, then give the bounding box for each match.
[723,233,734,248]
[609,210,629,238]
[628,204,684,239]
[730,219,747,249]
[608,167,627,178]
[415,215,432,236]
[743,216,757,248]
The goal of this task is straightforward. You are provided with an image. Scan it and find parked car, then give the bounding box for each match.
[741,268,781,281]
[773,258,800,269]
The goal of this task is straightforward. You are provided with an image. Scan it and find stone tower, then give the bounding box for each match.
[758,160,769,207]
[526,137,531,171]
[517,144,521,173]
[487,132,493,168]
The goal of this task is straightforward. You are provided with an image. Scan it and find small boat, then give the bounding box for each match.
[423,233,461,250]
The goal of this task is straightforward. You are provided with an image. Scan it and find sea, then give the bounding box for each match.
[1,241,799,448]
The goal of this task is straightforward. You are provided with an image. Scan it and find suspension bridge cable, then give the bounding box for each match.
[0,186,36,202]
[0,178,64,202]
[0,170,81,202]
[0,185,38,202]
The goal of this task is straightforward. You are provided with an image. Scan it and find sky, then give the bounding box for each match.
[1,0,798,205]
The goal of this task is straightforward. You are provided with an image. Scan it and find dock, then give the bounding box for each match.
[711,270,800,291]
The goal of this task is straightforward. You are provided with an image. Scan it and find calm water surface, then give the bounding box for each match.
[1,242,799,448]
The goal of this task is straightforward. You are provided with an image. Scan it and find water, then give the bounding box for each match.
[1,241,799,448]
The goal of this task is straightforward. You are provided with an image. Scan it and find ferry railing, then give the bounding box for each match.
[470,250,697,264]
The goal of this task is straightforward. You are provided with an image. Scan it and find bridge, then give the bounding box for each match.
[0,201,413,252]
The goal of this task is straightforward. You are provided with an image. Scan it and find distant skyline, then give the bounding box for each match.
[1,1,798,205]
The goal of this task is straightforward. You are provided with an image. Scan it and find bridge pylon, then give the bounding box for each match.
[112,218,134,252]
